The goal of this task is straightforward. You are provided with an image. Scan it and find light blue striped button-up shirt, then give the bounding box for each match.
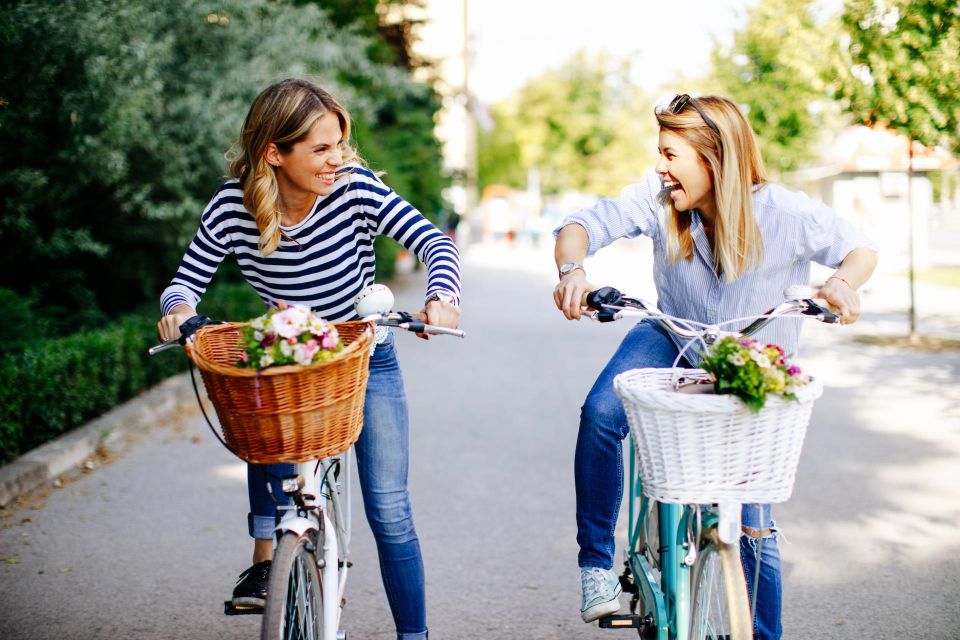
[557,169,877,362]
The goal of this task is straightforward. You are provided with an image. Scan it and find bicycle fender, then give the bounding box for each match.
[275,516,317,537]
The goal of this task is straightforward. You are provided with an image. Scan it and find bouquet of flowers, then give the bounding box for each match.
[238,304,343,369]
[699,336,810,412]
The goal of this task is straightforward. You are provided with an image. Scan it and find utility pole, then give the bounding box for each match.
[462,0,478,220]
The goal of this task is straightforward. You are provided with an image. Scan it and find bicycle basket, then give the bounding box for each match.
[614,368,823,504]
[185,321,375,464]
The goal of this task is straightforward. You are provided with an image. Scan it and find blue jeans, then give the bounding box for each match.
[575,321,782,639]
[248,333,428,640]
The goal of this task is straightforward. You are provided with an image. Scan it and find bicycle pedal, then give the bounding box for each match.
[597,613,643,629]
[223,600,264,616]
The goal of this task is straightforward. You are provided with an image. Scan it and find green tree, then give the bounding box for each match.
[836,0,960,151]
[478,51,656,197]
[0,0,444,334]
[834,0,960,339]
[709,0,841,175]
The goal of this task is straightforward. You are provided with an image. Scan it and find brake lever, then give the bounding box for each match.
[177,315,222,343]
[801,299,841,324]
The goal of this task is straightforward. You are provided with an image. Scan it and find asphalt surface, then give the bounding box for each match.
[1,240,958,639]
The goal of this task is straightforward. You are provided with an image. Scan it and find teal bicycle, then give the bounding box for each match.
[583,286,838,639]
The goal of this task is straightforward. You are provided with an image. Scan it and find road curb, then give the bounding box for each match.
[0,373,195,508]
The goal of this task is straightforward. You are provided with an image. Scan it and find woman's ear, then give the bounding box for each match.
[264,142,282,168]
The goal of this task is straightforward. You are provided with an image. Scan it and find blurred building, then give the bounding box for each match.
[788,125,959,270]
[408,1,476,223]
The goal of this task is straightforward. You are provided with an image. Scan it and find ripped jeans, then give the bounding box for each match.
[741,503,782,640]
[575,321,783,639]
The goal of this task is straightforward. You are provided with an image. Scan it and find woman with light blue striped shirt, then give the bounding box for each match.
[157,79,460,640]
[553,95,877,639]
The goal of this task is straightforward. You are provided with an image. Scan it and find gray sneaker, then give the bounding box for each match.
[580,567,622,622]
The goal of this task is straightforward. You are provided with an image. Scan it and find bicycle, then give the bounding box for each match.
[149,284,464,640]
[579,285,838,640]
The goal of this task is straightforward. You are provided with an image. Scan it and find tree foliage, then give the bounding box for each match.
[835,0,960,151]
[709,0,841,175]
[0,0,445,335]
[478,51,656,197]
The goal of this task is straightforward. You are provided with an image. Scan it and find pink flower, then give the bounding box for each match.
[287,336,298,345]
[787,365,801,376]
[270,306,309,339]
[321,334,337,350]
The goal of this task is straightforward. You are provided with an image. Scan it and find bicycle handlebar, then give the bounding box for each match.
[582,285,839,345]
[362,312,466,338]
[148,311,464,355]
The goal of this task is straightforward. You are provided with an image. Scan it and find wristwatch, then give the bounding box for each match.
[558,262,584,280]
[425,291,457,306]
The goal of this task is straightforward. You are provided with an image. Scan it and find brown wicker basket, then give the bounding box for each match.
[184,320,375,464]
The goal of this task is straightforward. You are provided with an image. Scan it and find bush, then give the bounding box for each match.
[0,282,263,462]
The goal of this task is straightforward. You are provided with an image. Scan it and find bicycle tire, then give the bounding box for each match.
[261,531,324,640]
[689,527,752,640]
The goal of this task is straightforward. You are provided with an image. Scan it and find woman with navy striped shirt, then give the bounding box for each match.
[553,95,877,638]
[157,78,460,640]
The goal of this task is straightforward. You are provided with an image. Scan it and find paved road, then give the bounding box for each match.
[1,241,958,639]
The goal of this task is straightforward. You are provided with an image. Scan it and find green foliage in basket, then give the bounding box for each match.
[700,336,810,413]
[239,305,343,369]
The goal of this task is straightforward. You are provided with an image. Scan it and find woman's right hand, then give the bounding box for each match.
[157,306,197,341]
[553,271,594,320]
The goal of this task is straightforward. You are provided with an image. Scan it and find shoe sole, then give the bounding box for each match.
[232,596,266,609]
[581,584,623,623]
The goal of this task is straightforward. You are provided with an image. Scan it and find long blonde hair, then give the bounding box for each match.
[655,96,767,281]
[228,78,359,256]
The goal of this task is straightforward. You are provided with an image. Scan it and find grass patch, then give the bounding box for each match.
[894,266,960,288]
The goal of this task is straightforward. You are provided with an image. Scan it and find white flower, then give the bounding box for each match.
[253,330,264,342]
[308,316,329,336]
[728,352,746,366]
[750,350,771,369]
[279,340,293,357]
[271,306,309,339]
[251,316,266,331]
[259,354,274,368]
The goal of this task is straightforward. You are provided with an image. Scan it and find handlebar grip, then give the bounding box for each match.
[803,299,841,324]
[586,287,624,310]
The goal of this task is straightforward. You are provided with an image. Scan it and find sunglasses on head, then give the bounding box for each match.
[665,94,721,138]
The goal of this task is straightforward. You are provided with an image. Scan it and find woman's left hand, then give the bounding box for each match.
[816,277,861,325]
[412,299,461,340]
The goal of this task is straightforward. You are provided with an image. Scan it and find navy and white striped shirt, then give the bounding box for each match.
[558,169,877,362]
[161,165,461,320]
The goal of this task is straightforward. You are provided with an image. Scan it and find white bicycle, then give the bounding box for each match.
[149,285,463,640]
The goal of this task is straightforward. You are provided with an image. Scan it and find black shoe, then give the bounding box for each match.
[231,560,271,609]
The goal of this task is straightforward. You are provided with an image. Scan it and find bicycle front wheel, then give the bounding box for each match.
[262,531,323,640]
[689,527,752,640]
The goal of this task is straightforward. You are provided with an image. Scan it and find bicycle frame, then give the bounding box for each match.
[624,437,732,640]
[274,454,353,640]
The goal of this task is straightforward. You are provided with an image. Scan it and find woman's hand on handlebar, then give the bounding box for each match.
[553,270,595,320]
[815,278,860,325]
[414,299,460,340]
[157,305,197,341]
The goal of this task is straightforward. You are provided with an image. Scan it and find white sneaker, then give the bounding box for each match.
[580,567,622,622]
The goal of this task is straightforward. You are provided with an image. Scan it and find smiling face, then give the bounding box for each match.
[270,110,345,199]
[655,128,716,219]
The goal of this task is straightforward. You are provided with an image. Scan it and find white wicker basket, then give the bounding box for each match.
[614,368,823,505]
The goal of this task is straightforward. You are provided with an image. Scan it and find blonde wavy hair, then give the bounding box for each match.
[228,78,360,256]
[655,95,767,281]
